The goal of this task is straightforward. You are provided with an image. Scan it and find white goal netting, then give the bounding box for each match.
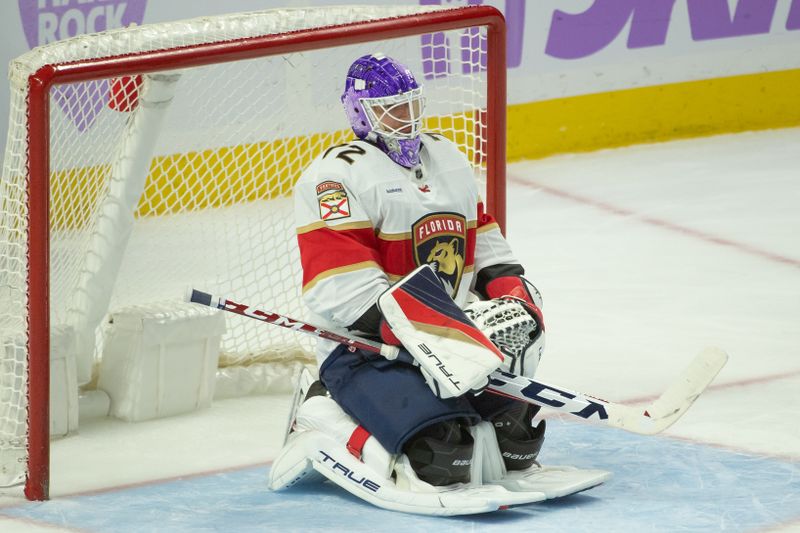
[0,5,497,493]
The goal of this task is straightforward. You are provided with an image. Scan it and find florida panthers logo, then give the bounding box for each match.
[427,239,465,279]
[316,181,351,221]
[412,213,467,296]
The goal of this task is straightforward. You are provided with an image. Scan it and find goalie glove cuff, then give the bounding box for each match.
[485,276,543,309]
[485,276,544,331]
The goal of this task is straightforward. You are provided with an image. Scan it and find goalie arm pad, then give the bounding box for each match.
[377,265,505,398]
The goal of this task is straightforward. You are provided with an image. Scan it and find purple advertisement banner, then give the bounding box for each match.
[19,0,147,48]
[417,0,798,77]
[18,0,148,131]
[419,0,525,79]
[9,0,798,132]
[546,0,800,60]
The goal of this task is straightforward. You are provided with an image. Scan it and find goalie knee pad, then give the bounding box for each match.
[269,394,397,491]
[402,419,474,486]
[491,403,545,471]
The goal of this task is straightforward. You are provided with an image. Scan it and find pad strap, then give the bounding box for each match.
[347,425,372,461]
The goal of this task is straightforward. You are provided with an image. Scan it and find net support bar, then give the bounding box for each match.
[67,72,181,385]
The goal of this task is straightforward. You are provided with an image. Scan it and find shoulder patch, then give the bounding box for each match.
[316,180,351,221]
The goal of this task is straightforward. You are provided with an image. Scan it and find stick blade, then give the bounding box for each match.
[631,347,728,434]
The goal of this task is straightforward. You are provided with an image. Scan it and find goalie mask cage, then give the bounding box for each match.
[0,5,506,500]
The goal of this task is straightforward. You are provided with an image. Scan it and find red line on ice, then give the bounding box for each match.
[509,176,800,270]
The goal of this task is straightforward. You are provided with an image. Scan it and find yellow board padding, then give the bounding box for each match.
[50,164,111,231]
[507,68,800,161]
[426,112,484,165]
[136,130,350,218]
[48,132,351,229]
[45,68,800,228]
[136,112,478,218]
[49,113,480,229]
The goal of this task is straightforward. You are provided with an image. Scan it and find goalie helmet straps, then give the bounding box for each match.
[402,419,474,486]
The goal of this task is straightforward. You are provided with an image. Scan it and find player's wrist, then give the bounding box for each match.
[486,276,532,304]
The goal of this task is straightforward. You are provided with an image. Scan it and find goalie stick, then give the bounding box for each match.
[188,289,727,436]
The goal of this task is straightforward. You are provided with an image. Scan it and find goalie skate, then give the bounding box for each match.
[268,394,609,515]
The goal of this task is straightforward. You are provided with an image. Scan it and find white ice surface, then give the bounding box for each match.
[506,128,800,461]
[1,127,798,532]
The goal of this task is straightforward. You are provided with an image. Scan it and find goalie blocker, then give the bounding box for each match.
[377,264,506,398]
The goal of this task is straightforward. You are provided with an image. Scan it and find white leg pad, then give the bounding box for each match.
[268,396,608,514]
[269,395,395,490]
[496,464,612,498]
[267,432,323,490]
[297,396,395,478]
[268,397,546,514]
[286,428,518,515]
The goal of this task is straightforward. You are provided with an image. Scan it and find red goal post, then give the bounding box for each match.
[2,5,506,500]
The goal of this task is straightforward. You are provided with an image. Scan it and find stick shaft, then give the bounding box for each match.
[189,289,399,358]
[189,289,725,435]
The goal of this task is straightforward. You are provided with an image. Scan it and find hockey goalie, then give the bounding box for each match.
[267,54,610,515]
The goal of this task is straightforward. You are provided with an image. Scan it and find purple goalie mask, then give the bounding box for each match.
[341,54,426,168]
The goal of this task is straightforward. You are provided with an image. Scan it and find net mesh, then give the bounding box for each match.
[0,5,492,489]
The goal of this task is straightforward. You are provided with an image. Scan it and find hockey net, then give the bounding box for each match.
[0,5,505,499]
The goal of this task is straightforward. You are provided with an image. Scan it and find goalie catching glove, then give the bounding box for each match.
[377,264,505,399]
[467,275,545,378]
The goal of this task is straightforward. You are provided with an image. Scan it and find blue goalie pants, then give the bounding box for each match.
[319,344,514,454]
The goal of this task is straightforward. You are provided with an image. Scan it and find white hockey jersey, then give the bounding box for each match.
[294,134,518,365]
